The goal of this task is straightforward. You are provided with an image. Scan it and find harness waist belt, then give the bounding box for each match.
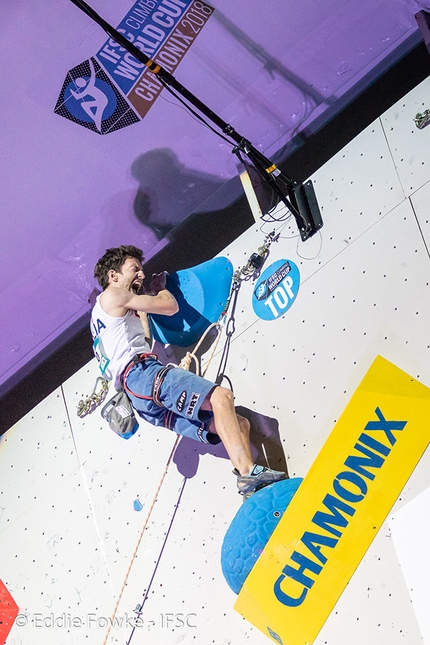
[122,352,159,383]
[122,352,174,407]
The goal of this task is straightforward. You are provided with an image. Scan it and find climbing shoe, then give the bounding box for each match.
[234,464,288,500]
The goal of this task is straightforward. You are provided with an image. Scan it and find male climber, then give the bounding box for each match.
[91,245,287,499]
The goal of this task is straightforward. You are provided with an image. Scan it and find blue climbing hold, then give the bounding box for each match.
[148,257,233,347]
[221,477,303,594]
[133,498,143,512]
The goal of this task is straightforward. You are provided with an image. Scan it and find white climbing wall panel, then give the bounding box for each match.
[2,74,430,645]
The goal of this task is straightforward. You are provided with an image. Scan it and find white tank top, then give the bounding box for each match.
[90,295,151,388]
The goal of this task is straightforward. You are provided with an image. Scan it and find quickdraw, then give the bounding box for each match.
[414,109,430,130]
[233,229,279,283]
[76,376,110,418]
[214,230,279,386]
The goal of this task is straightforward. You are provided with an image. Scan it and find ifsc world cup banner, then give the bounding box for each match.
[55,0,214,134]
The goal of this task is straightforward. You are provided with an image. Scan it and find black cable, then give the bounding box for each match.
[68,0,319,239]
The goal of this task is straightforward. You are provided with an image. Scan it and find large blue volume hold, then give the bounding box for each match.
[221,477,303,594]
[148,257,233,347]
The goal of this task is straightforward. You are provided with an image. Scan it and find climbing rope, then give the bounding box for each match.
[178,321,222,376]
[176,229,280,385]
[177,230,279,384]
[96,232,280,645]
[102,434,181,645]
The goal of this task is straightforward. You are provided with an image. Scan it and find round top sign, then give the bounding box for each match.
[252,259,300,321]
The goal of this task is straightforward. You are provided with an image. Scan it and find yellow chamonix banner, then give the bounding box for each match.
[235,356,430,645]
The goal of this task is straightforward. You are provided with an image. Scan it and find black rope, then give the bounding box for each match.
[126,477,188,644]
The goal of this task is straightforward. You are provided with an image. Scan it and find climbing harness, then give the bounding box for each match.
[121,353,160,401]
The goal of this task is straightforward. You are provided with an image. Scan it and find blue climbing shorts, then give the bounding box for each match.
[124,358,217,443]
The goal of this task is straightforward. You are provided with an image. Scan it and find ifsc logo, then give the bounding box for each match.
[252,259,300,321]
[55,57,139,135]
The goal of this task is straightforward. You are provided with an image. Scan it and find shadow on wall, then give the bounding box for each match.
[237,405,289,475]
[131,148,227,240]
[172,406,288,479]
